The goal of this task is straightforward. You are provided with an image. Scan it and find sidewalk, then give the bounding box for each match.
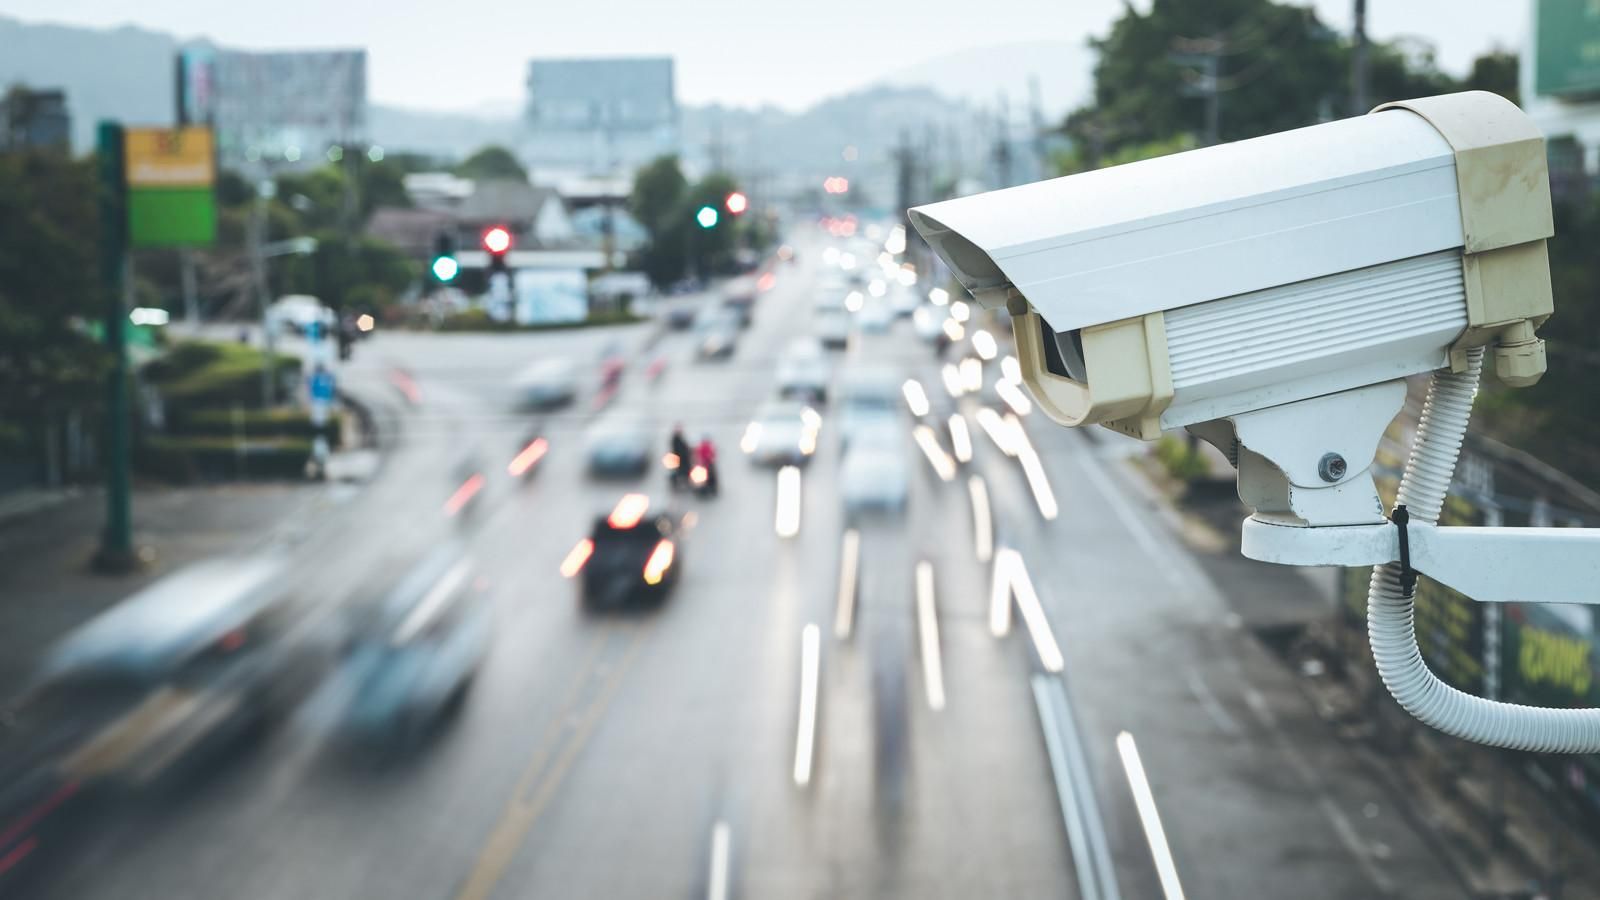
[1113,435,1600,899]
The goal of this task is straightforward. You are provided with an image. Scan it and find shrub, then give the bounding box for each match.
[1155,435,1209,483]
[135,435,312,482]
[171,407,341,448]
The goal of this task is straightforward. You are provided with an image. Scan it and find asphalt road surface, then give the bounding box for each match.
[22,229,1463,900]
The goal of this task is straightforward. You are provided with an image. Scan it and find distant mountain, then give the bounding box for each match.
[0,15,176,149]
[0,14,1025,190]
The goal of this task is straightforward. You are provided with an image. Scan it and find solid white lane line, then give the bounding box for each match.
[968,475,993,563]
[1115,732,1187,900]
[989,549,1012,637]
[707,821,732,900]
[1006,549,1064,673]
[1017,445,1059,521]
[949,413,973,463]
[834,529,861,640]
[775,465,802,538]
[974,407,1017,456]
[1184,668,1240,736]
[794,624,820,786]
[1033,676,1121,900]
[1072,446,1186,590]
[912,425,957,482]
[915,561,946,711]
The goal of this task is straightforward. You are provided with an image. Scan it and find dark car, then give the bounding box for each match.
[664,303,698,330]
[566,494,681,609]
[585,416,652,477]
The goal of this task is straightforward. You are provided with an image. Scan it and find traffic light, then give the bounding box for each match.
[482,225,513,279]
[725,192,748,215]
[695,206,719,229]
[431,231,458,283]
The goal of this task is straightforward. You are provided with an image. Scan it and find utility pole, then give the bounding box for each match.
[180,248,199,323]
[251,174,277,407]
[1351,0,1370,116]
[1173,35,1224,146]
[94,121,135,572]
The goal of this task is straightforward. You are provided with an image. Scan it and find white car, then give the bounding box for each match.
[835,368,902,448]
[841,425,909,517]
[512,358,579,410]
[776,338,832,402]
[858,301,894,334]
[815,309,851,350]
[740,401,822,467]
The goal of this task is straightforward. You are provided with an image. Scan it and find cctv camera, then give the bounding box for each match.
[909,91,1552,444]
[912,93,1600,756]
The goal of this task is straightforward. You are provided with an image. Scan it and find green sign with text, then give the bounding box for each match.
[1537,0,1600,98]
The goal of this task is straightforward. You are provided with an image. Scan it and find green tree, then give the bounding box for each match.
[0,151,108,452]
[1465,48,1520,105]
[276,229,417,312]
[630,156,691,286]
[455,146,528,182]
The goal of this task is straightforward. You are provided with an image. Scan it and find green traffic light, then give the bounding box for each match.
[432,256,460,282]
[696,206,719,229]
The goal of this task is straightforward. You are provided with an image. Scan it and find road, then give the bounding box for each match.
[19,227,1464,900]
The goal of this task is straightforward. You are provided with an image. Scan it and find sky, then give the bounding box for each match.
[2,0,1527,114]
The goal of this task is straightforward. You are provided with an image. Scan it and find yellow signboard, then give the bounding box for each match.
[124,127,215,188]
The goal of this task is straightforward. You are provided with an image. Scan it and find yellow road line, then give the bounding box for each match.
[453,626,649,900]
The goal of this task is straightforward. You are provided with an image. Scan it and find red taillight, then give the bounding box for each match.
[218,628,246,652]
[443,473,485,517]
[0,780,77,872]
[608,493,650,529]
[643,539,675,585]
[0,835,38,876]
[561,539,595,578]
[508,438,548,476]
[757,271,776,292]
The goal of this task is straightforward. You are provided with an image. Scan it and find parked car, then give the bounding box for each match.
[337,542,491,744]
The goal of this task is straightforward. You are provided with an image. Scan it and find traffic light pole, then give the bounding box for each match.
[95,121,137,573]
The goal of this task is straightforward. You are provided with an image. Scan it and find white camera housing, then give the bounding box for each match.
[909,91,1554,442]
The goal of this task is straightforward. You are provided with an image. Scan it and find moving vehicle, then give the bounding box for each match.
[567,494,681,609]
[889,287,921,317]
[721,276,759,327]
[512,358,579,410]
[695,308,741,360]
[814,309,851,351]
[835,367,903,449]
[858,301,894,334]
[586,416,653,477]
[664,303,698,330]
[740,401,822,467]
[775,337,831,402]
[338,543,491,744]
[841,423,910,518]
[2,554,325,812]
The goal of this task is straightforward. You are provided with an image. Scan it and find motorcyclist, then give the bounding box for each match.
[669,424,692,489]
[694,434,719,495]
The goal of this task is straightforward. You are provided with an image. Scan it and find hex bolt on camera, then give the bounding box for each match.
[910,90,1600,753]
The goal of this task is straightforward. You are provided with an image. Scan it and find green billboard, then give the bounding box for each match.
[1536,0,1600,98]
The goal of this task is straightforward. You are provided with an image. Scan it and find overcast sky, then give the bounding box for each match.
[4,0,1527,113]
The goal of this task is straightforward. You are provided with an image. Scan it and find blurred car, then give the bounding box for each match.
[569,494,681,609]
[740,401,822,467]
[858,301,894,334]
[814,309,851,350]
[266,294,333,337]
[22,555,324,787]
[338,543,491,744]
[775,337,832,402]
[586,416,653,477]
[695,308,741,360]
[664,302,698,330]
[722,276,759,327]
[889,287,921,317]
[813,287,847,313]
[836,367,903,448]
[841,429,910,518]
[512,358,579,410]
[912,304,946,344]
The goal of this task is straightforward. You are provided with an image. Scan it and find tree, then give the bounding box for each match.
[630,156,690,287]
[0,151,108,454]
[1466,49,1520,105]
[455,146,528,182]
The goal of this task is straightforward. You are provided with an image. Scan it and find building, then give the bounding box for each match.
[1521,0,1600,199]
[178,44,367,171]
[522,58,679,181]
[0,86,70,152]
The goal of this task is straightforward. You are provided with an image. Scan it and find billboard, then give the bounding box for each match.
[124,126,216,248]
[514,269,588,325]
[1535,0,1600,98]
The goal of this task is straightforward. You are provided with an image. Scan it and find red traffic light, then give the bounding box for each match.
[482,226,512,255]
[725,191,748,215]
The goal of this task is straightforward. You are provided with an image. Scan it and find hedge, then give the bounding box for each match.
[135,435,313,483]
[171,407,341,449]
[435,308,645,333]
[148,341,301,409]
